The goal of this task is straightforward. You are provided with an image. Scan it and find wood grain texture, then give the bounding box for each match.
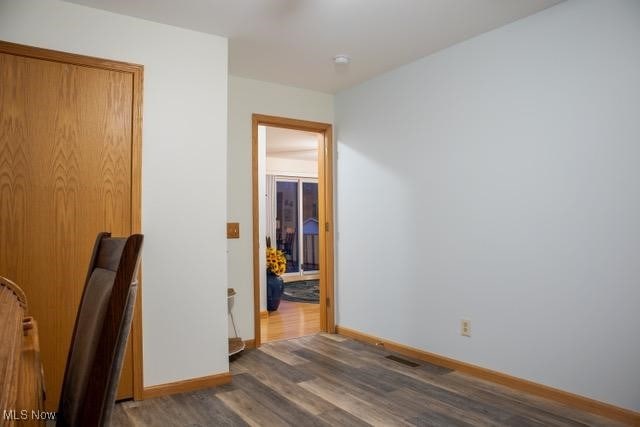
[129,54,145,403]
[336,325,640,426]
[0,276,27,310]
[0,279,44,427]
[0,284,24,418]
[16,320,45,427]
[261,300,320,343]
[251,114,334,347]
[111,334,624,427]
[0,40,143,409]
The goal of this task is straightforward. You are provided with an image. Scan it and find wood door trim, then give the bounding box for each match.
[252,114,335,347]
[0,40,143,73]
[130,53,145,401]
[0,40,145,401]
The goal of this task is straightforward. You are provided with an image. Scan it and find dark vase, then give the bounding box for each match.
[266,270,284,311]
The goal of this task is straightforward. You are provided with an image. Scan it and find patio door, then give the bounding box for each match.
[275,178,319,277]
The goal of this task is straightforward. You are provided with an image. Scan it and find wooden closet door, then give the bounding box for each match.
[0,45,141,409]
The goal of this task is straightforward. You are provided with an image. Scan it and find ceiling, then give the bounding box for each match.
[64,0,563,93]
[266,127,318,161]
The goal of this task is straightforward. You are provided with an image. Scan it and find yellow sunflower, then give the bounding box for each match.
[266,247,287,276]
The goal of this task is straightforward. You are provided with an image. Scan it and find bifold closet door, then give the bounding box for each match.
[0,44,140,409]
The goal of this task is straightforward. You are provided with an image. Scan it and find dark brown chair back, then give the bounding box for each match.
[57,232,143,427]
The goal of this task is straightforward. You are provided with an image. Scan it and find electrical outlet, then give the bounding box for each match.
[461,319,471,337]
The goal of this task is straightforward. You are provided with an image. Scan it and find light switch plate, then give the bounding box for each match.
[227,222,240,239]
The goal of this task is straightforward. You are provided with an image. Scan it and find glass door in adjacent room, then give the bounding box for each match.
[275,178,319,276]
[276,179,300,274]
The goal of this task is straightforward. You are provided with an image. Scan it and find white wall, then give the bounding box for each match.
[335,0,640,412]
[228,76,333,339]
[0,0,229,387]
[266,157,318,177]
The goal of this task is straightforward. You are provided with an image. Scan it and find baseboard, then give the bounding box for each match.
[335,325,640,425]
[142,372,232,399]
[260,310,268,319]
[244,339,256,349]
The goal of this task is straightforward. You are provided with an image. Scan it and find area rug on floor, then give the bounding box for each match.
[282,280,319,303]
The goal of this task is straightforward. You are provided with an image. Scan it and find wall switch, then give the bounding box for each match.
[227,222,240,239]
[461,319,471,337]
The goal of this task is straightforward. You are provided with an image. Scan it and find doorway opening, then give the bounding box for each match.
[252,115,334,346]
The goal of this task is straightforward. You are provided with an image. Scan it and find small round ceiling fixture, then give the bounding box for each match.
[334,54,351,65]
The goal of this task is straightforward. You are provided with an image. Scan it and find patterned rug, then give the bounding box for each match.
[282,280,319,304]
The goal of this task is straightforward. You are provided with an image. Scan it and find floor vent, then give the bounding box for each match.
[385,355,420,367]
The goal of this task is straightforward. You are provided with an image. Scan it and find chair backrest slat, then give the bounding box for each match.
[57,233,143,427]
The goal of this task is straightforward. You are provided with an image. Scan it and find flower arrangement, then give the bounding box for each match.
[266,247,287,276]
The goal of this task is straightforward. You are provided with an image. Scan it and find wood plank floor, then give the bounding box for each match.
[261,300,320,343]
[112,334,623,426]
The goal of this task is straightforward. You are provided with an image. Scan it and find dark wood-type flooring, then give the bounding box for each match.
[112,334,623,426]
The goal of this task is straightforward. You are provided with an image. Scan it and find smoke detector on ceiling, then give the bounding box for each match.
[334,54,351,65]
